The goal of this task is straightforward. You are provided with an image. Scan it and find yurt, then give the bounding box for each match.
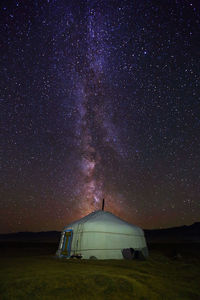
[56,209,148,259]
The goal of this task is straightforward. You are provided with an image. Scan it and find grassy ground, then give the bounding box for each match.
[0,243,200,300]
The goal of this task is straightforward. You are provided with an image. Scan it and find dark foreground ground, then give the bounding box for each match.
[0,242,200,300]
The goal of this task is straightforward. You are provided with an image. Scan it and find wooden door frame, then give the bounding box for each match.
[61,229,73,257]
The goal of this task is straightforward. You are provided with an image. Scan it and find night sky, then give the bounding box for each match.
[1,0,200,233]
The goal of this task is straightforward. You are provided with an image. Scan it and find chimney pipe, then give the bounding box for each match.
[102,198,105,211]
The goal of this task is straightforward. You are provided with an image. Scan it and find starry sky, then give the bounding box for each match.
[1,0,200,233]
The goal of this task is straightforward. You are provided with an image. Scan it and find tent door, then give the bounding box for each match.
[61,230,73,257]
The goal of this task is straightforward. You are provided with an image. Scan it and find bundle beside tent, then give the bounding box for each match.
[56,210,148,259]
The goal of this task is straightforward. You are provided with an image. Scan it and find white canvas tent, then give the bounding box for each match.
[56,210,148,259]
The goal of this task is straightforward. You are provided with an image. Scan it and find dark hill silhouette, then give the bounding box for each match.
[144,222,200,243]
[0,231,61,243]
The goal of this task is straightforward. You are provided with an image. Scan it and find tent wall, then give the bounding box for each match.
[70,231,147,259]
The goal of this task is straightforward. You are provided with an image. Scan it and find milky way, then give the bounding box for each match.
[50,1,128,216]
[1,0,200,233]
[72,4,125,214]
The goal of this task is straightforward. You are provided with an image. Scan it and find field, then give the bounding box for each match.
[0,242,200,300]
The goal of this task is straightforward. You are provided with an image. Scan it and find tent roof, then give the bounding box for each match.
[64,210,143,235]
